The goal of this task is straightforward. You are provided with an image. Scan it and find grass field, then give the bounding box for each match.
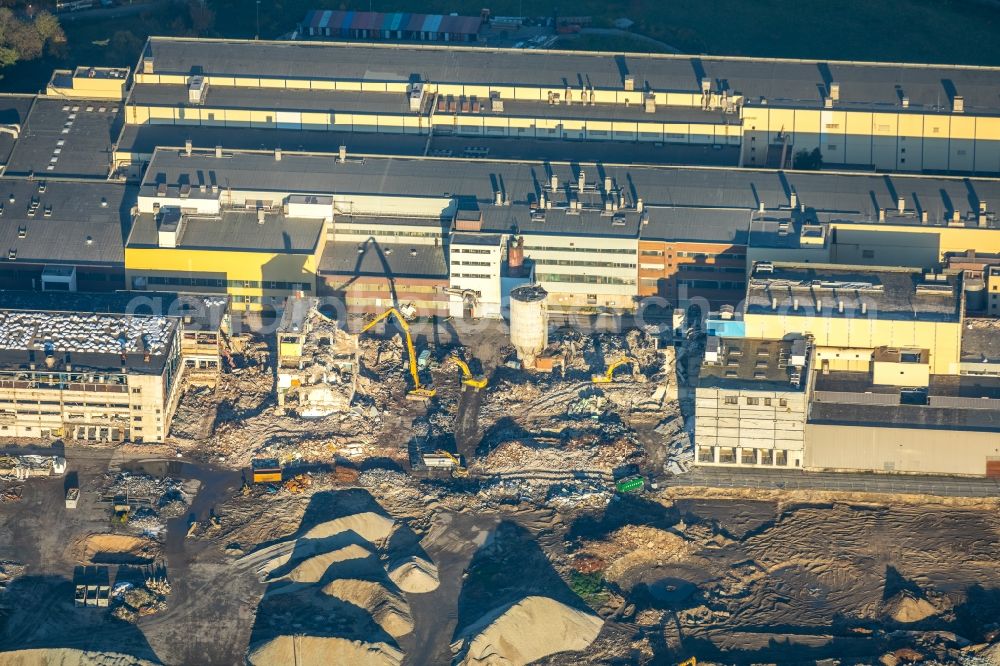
[210,0,1000,65]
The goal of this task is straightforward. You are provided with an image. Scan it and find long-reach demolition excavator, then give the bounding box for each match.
[591,356,645,384]
[360,307,436,401]
[445,355,488,390]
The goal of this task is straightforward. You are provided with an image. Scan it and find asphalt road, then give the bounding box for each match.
[665,466,1000,498]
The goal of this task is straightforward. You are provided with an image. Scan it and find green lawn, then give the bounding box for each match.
[217,0,1000,65]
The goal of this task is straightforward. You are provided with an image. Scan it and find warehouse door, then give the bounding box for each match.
[986,458,1000,478]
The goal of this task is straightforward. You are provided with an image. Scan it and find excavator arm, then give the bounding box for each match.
[361,308,435,399]
[446,355,488,390]
[591,357,639,383]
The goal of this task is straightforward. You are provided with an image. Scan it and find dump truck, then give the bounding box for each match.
[251,458,282,484]
[615,476,645,494]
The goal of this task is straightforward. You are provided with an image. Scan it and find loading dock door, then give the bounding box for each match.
[986,458,1000,478]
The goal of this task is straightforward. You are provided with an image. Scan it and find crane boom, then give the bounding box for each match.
[360,308,435,399]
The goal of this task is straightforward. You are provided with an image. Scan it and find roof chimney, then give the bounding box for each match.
[901,96,910,109]
[184,139,192,156]
[829,81,840,101]
[257,209,266,225]
[338,145,347,163]
[624,75,635,91]
[816,299,822,313]
[770,296,778,310]
[758,200,765,214]
[604,175,612,193]
[953,95,964,113]
[274,147,282,161]
[897,196,905,214]
[495,190,503,206]
[214,145,222,159]
[577,170,585,191]
[789,191,797,208]
[837,300,844,314]
[921,210,928,224]
[550,173,558,190]
[878,208,886,222]
[636,197,644,213]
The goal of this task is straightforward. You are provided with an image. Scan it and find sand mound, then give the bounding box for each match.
[74,534,159,564]
[883,590,938,623]
[248,635,403,666]
[322,579,414,637]
[455,596,603,666]
[387,556,439,594]
[302,512,396,543]
[275,543,375,583]
[0,649,159,666]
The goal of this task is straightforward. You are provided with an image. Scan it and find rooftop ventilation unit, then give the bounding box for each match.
[953,95,964,113]
[829,81,840,101]
[408,82,426,112]
[624,75,635,91]
[188,75,208,105]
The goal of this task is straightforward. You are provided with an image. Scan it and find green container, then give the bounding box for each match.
[616,476,644,493]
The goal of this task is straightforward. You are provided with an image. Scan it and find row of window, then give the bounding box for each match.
[453,248,493,255]
[698,446,799,467]
[523,245,634,255]
[452,272,491,279]
[452,260,493,267]
[640,250,745,260]
[537,273,636,286]
[535,259,637,269]
[146,276,311,291]
[724,396,789,407]
[340,229,442,238]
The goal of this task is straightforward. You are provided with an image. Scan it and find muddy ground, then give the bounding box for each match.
[0,322,999,664]
[2,449,1000,665]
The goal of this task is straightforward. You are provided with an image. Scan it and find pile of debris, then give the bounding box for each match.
[0,454,66,480]
[111,576,172,622]
[477,435,638,475]
[0,560,25,594]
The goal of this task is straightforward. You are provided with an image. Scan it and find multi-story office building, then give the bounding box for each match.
[695,336,812,469]
[0,310,183,443]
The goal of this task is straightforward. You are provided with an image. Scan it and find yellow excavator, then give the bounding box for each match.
[432,449,469,477]
[591,356,643,383]
[360,307,436,400]
[446,355,488,390]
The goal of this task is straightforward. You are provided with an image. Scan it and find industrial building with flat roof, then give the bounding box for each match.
[0,309,182,443]
[695,335,813,469]
[121,145,1000,312]
[114,36,1000,175]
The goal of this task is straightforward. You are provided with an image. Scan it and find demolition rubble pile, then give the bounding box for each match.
[245,505,437,666]
[0,311,172,356]
[111,576,172,622]
[94,472,194,535]
[0,560,25,594]
[276,303,360,418]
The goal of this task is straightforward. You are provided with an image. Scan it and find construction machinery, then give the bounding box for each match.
[423,450,469,477]
[591,357,644,383]
[360,307,436,401]
[446,355,488,390]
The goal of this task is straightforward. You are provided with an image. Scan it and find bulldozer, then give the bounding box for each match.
[591,356,645,384]
[360,307,436,401]
[445,355,488,390]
